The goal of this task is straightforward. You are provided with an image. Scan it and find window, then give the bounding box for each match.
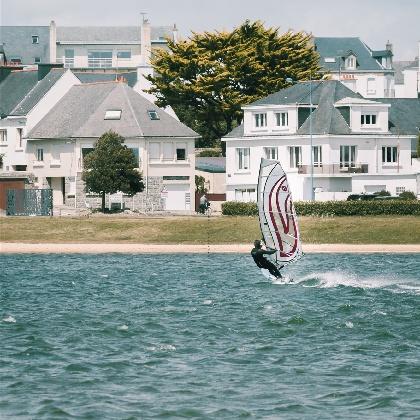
[325,57,336,63]
[88,51,112,68]
[117,51,131,59]
[289,146,302,168]
[382,146,398,164]
[236,148,250,170]
[313,146,322,167]
[129,148,140,167]
[32,35,39,44]
[396,186,405,195]
[34,57,41,64]
[163,176,190,181]
[264,147,278,160]
[367,78,376,94]
[345,56,356,69]
[36,148,44,161]
[17,128,23,148]
[149,142,160,161]
[104,110,122,120]
[340,145,357,167]
[361,114,377,126]
[0,129,7,143]
[64,49,75,68]
[10,58,22,65]
[275,112,288,127]
[254,113,267,128]
[176,144,186,161]
[235,188,256,202]
[162,143,174,161]
[148,110,160,120]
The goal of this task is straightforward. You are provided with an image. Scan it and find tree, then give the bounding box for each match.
[148,20,321,149]
[399,191,416,200]
[82,131,144,212]
[195,175,208,194]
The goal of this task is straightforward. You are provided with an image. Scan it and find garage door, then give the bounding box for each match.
[163,184,191,211]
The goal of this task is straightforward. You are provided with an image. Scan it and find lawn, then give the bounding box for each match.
[1,215,419,244]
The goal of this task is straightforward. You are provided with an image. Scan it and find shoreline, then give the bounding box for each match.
[1,243,420,254]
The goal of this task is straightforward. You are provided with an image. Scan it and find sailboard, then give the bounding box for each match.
[257,158,303,277]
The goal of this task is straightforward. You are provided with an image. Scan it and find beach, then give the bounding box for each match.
[1,242,420,253]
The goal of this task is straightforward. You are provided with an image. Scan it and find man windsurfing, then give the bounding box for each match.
[251,239,283,279]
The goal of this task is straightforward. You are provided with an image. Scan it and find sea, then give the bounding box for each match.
[1,253,420,419]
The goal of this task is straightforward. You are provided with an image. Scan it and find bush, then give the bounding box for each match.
[198,148,222,157]
[221,200,420,216]
[399,191,417,200]
[374,190,391,196]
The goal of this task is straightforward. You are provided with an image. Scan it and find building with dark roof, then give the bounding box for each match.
[223,80,420,201]
[314,37,395,99]
[393,42,420,98]
[26,81,199,212]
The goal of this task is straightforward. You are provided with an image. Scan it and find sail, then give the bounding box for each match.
[257,158,302,266]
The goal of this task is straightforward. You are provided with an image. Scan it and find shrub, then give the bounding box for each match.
[399,191,417,200]
[198,148,222,157]
[221,200,420,216]
[374,190,391,196]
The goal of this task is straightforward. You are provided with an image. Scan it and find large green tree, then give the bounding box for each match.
[148,20,321,148]
[82,131,144,212]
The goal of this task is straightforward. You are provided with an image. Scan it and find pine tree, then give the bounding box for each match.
[148,20,321,149]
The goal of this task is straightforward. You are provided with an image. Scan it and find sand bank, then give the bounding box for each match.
[1,243,420,254]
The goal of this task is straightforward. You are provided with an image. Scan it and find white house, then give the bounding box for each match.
[223,80,420,202]
[314,37,395,98]
[26,81,199,212]
[394,42,420,98]
[0,65,80,172]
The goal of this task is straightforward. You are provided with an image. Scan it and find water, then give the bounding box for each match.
[1,253,420,419]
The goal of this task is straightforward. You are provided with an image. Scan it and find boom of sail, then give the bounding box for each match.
[257,158,302,268]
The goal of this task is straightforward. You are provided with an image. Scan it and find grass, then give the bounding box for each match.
[1,215,420,244]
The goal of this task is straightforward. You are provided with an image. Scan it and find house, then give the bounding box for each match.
[26,81,199,212]
[394,42,420,98]
[314,37,395,98]
[223,80,420,202]
[0,64,80,172]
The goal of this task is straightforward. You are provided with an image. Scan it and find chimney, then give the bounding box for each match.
[49,20,57,63]
[386,40,393,52]
[140,15,151,65]
[172,23,178,43]
[37,63,64,81]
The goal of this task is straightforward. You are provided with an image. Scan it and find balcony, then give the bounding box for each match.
[298,163,368,175]
[88,58,112,68]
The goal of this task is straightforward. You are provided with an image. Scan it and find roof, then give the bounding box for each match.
[314,37,387,71]
[0,70,39,118]
[74,71,137,88]
[28,81,199,139]
[56,26,173,43]
[10,68,66,116]
[393,59,419,84]
[196,157,226,173]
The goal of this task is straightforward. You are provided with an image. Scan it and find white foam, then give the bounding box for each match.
[100,274,108,278]
[148,344,176,352]
[203,299,213,305]
[118,324,128,331]
[2,315,16,323]
[345,321,354,328]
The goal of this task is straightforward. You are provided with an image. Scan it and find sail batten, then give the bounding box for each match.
[257,158,303,267]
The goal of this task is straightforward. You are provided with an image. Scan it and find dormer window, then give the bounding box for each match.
[361,114,377,126]
[345,56,356,69]
[254,113,267,128]
[148,110,160,120]
[275,112,288,127]
[104,110,122,120]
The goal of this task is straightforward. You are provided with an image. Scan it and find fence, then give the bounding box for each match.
[7,189,53,216]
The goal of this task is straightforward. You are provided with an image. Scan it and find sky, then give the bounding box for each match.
[0,0,419,60]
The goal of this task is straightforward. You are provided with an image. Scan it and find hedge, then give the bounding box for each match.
[221,200,420,216]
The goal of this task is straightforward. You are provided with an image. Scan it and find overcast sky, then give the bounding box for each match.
[1,0,419,60]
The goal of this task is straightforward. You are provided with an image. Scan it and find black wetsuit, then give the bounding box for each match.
[251,247,282,278]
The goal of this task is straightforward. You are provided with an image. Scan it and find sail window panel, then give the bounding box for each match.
[236,148,250,170]
[149,142,160,161]
[264,147,278,160]
[289,146,302,168]
[162,143,174,161]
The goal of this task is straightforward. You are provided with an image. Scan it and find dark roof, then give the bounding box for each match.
[74,71,137,88]
[376,98,420,135]
[224,124,244,138]
[314,37,386,71]
[28,82,199,139]
[196,157,226,173]
[11,68,66,116]
[56,26,173,43]
[0,70,39,118]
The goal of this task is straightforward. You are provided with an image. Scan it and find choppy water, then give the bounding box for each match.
[1,253,420,419]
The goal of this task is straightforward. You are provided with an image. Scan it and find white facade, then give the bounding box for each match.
[0,69,80,172]
[224,93,419,202]
[394,42,420,98]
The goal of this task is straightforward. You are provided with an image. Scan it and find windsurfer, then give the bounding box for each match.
[251,239,283,279]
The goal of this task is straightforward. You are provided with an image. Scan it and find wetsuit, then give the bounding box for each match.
[251,247,282,278]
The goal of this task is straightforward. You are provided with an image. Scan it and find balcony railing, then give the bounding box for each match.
[88,58,112,68]
[298,163,368,175]
[56,58,75,68]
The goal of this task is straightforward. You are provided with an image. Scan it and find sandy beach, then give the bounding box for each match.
[1,243,420,254]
